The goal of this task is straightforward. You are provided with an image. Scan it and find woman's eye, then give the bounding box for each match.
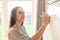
[19,12,22,14]
[18,12,24,14]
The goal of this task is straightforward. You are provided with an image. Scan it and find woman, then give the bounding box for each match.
[8,7,50,40]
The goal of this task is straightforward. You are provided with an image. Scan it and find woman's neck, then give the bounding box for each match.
[15,20,22,27]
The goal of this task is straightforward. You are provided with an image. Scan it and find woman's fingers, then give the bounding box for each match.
[40,12,50,23]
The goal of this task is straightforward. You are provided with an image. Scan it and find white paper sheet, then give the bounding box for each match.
[50,15,60,40]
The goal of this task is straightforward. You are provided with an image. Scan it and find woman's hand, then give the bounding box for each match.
[40,13,50,24]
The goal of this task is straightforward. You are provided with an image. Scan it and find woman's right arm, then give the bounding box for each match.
[32,13,50,40]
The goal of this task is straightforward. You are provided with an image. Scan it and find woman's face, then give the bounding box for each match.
[16,7,25,22]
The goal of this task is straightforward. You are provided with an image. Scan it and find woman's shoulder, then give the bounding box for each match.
[8,27,21,37]
[8,25,25,34]
[8,26,17,34]
[9,25,19,31]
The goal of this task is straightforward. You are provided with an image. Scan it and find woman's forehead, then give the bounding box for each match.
[17,7,24,12]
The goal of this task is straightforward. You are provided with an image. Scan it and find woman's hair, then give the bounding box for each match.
[9,7,23,28]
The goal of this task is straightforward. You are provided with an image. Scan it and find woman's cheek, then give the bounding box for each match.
[16,15,21,20]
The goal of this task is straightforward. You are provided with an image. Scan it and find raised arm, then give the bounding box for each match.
[32,13,50,40]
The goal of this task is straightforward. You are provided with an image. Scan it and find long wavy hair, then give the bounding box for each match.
[9,7,23,28]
